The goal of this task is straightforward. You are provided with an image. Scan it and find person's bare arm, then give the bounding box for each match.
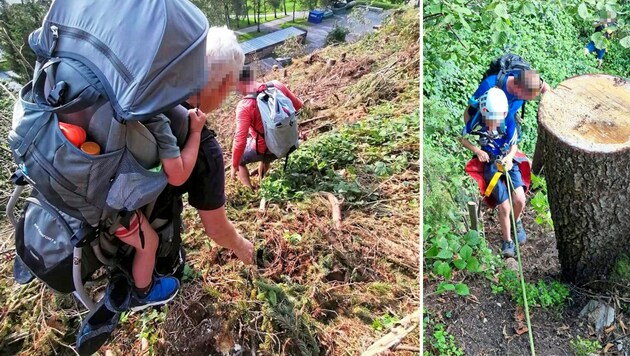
[162,109,206,186]
[460,136,489,162]
[500,144,519,171]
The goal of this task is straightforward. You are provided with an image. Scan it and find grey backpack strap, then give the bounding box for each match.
[32,59,102,114]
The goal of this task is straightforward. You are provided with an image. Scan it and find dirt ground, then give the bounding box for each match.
[425,205,630,356]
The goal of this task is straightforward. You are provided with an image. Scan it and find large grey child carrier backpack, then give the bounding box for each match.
[249,82,299,170]
[7,0,208,295]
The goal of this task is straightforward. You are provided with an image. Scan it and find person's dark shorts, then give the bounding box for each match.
[483,160,524,205]
[167,126,226,211]
[586,41,606,60]
[239,138,277,166]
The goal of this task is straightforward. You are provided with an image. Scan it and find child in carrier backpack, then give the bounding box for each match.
[459,87,527,258]
[112,108,207,311]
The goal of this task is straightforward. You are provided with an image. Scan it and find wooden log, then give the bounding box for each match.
[467,201,478,231]
[362,309,421,356]
[538,74,630,285]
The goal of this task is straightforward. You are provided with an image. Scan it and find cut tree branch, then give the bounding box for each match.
[447,24,468,49]
[319,191,343,230]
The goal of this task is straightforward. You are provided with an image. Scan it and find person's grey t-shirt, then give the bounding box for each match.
[143,113,181,159]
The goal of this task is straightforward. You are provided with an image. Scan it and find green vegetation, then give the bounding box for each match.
[423,316,465,356]
[570,336,602,356]
[325,23,350,45]
[423,1,630,350]
[238,30,270,42]
[423,0,630,293]
[233,13,289,29]
[261,110,419,203]
[529,174,554,229]
[280,18,309,29]
[492,269,571,309]
[610,254,630,282]
[356,0,404,10]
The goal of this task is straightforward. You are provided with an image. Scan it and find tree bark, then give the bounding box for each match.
[257,0,261,31]
[539,74,630,286]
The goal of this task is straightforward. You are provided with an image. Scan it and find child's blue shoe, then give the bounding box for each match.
[129,276,180,312]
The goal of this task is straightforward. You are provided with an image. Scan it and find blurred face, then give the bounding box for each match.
[484,112,507,132]
[196,73,236,112]
[514,85,540,101]
[237,79,257,95]
[513,73,541,100]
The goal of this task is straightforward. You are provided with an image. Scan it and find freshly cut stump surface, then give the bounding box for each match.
[538,74,630,285]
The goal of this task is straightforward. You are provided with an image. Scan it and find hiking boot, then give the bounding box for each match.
[516,220,526,245]
[129,276,180,312]
[502,241,515,258]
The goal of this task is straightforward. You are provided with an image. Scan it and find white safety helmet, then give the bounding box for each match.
[478,87,508,122]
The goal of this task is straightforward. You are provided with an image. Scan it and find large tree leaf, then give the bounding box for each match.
[578,3,589,19]
[591,32,606,49]
[494,3,509,19]
[620,36,630,48]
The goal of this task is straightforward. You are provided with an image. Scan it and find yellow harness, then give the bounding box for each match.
[484,162,504,197]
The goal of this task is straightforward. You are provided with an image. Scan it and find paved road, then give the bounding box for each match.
[299,8,390,52]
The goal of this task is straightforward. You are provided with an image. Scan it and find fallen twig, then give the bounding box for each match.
[0,81,16,101]
[300,114,330,125]
[362,309,421,356]
[319,192,343,230]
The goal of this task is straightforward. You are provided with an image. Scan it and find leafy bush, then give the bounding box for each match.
[570,336,601,356]
[325,23,350,45]
[260,110,419,203]
[492,269,571,309]
[423,321,464,356]
[529,174,553,229]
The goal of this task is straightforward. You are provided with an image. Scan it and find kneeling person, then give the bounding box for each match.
[231,66,303,189]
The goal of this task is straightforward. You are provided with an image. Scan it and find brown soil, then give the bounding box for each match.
[425,205,630,355]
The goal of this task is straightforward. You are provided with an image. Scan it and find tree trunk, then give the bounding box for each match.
[247,7,251,25]
[224,4,230,27]
[257,0,261,31]
[292,1,296,21]
[539,74,630,286]
[274,7,277,18]
[264,0,267,21]
[284,0,287,16]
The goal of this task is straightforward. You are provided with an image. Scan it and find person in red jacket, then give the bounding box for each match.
[231,66,303,189]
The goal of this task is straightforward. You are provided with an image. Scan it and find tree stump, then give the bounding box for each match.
[537,74,630,285]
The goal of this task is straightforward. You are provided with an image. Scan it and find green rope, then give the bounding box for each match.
[505,170,536,356]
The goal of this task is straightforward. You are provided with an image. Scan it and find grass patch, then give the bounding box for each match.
[356,0,403,10]
[238,30,270,42]
[232,13,288,29]
[279,18,309,29]
[0,59,11,72]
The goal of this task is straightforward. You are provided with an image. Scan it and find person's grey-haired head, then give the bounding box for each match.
[197,26,245,112]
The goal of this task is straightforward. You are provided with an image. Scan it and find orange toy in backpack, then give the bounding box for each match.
[58,122,87,148]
